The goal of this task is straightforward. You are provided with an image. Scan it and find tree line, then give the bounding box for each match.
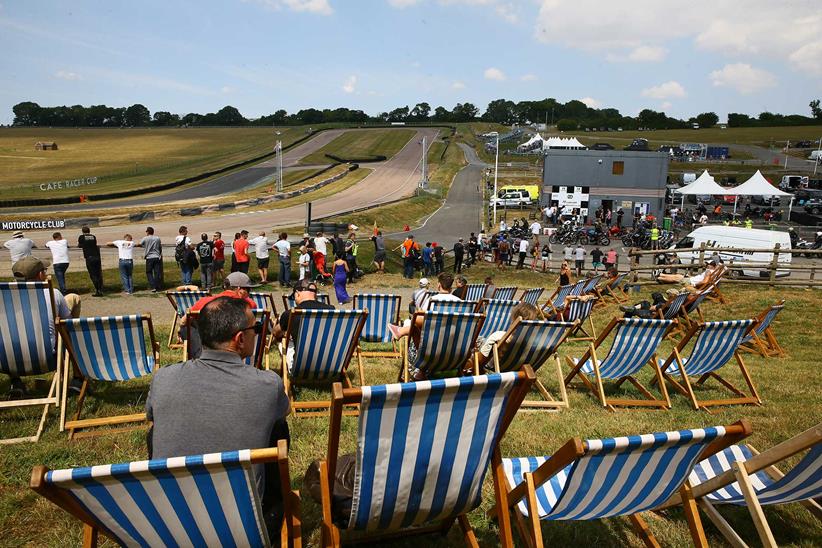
[10,98,822,129]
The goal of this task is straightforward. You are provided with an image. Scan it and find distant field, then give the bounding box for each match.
[0,127,305,200]
[566,126,822,147]
[299,128,415,165]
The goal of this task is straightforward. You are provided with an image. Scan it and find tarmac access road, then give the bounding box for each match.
[9,128,440,246]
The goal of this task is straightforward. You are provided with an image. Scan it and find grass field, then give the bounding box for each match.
[0,127,305,200]
[566,126,822,148]
[298,128,415,165]
[1,254,821,546]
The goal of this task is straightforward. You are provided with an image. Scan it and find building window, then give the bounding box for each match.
[612,161,624,175]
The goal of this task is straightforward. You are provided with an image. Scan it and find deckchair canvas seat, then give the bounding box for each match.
[353,294,402,362]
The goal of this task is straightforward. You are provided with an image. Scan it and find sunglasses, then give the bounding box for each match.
[233,322,263,337]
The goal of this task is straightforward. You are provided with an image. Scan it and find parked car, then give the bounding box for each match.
[591,142,614,150]
[624,138,649,151]
[751,195,781,206]
[805,198,822,215]
[491,190,533,208]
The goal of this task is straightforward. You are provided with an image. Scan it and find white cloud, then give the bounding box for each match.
[520,73,537,82]
[709,63,777,94]
[494,3,518,23]
[220,85,236,94]
[580,97,601,109]
[342,75,357,93]
[247,0,333,15]
[661,101,672,110]
[387,0,421,7]
[788,40,822,76]
[641,80,686,100]
[451,81,465,90]
[483,67,506,81]
[54,70,82,81]
[606,45,668,62]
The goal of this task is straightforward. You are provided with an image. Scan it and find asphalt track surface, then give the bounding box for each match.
[13,127,440,245]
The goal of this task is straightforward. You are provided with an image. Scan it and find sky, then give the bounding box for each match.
[1,0,821,125]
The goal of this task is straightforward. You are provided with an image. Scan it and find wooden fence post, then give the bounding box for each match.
[698,242,706,268]
[768,243,780,288]
[631,248,640,282]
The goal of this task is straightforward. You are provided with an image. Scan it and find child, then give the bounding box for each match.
[591,246,604,272]
[298,246,310,281]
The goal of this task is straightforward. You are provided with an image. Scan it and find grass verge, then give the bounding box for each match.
[299,129,415,165]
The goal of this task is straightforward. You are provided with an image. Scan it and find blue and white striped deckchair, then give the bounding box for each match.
[493,286,518,301]
[680,283,715,327]
[490,320,576,410]
[543,284,574,315]
[429,300,479,314]
[569,279,587,296]
[249,291,278,315]
[581,275,602,296]
[563,297,598,341]
[280,309,367,415]
[682,423,822,547]
[596,272,630,303]
[740,300,786,358]
[465,283,487,301]
[165,290,209,347]
[319,369,536,547]
[30,440,302,548]
[498,421,752,548]
[59,315,159,439]
[519,288,544,306]
[564,318,675,410]
[478,299,521,341]
[0,280,60,444]
[660,319,759,410]
[405,311,485,380]
[282,293,331,311]
[353,294,402,363]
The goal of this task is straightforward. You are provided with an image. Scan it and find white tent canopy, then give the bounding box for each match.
[726,170,791,196]
[674,170,727,195]
[543,136,586,150]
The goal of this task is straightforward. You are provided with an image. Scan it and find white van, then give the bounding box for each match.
[671,226,792,278]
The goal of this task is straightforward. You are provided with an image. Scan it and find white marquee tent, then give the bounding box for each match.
[726,170,793,216]
[543,136,586,150]
[673,170,728,208]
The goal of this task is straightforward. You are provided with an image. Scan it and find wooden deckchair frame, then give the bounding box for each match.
[0,277,61,444]
[705,264,729,304]
[318,367,536,548]
[660,321,762,411]
[662,423,821,548]
[488,318,575,410]
[564,317,675,411]
[492,420,753,548]
[595,272,630,304]
[564,296,598,342]
[278,309,367,417]
[165,290,209,348]
[541,285,572,317]
[60,314,159,440]
[30,440,303,548]
[739,300,786,358]
[402,311,485,382]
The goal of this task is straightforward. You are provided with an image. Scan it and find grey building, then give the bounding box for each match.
[542,149,669,221]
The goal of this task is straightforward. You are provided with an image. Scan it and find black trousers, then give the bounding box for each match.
[517,251,526,269]
[453,254,463,273]
[146,257,163,290]
[85,256,104,292]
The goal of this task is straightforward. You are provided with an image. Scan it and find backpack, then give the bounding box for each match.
[175,239,187,262]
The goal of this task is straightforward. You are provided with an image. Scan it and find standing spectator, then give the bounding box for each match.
[563,244,573,263]
[422,242,434,275]
[605,208,612,226]
[650,224,660,250]
[499,219,508,233]
[312,231,331,276]
[273,232,291,287]
[137,227,163,293]
[344,232,358,283]
[298,246,310,281]
[433,242,444,274]
[558,261,572,286]
[249,231,271,283]
[530,219,541,241]
[4,231,35,266]
[574,244,586,277]
[591,246,604,272]
[175,226,193,285]
[332,255,350,304]
[196,233,215,290]
[516,237,529,269]
[212,232,225,285]
[508,237,517,266]
[77,226,104,296]
[106,234,135,294]
[371,231,386,273]
[182,242,199,286]
[497,237,510,271]
[331,232,345,260]
[616,208,624,228]
[549,205,557,225]
[605,248,618,271]
[542,204,552,224]
[539,243,552,272]
[230,233,241,273]
[234,230,251,274]
[467,233,478,265]
[453,238,465,273]
[400,234,415,279]
[45,232,70,293]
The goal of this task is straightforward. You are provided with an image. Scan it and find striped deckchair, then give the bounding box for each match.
[519,288,544,306]
[740,300,786,358]
[318,369,536,547]
[492,286,518,301]
[0,279,60,444]
[680,283,715,327]
[465,283,487,301]
[249,291,278,315]
[184,309,271,369]
[282,293,331,311]
[705,263,729,304]
[478,299,521,341]
[581,274,602,296]
[676,422,822,548]
[165,290,209,348]
[660,319,760,410]
[495,421,752,548]
[429,299,479,314]
[279,309,367,416]
[656,290,691,339]
[542,284,574,315]
[404,311,485,381]
[59,315,159,439]
[569,279,587,296]
[595,272,629,304]
[353,294,402,364]
[564,318,675,410]
[489,319,576,410]
[30,440,302,548]
[562,297,598,341]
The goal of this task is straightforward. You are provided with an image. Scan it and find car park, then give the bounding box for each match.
[751,194,781,206]
[805,198,822,215]
[591,142,614,150]
[491,190,533,208]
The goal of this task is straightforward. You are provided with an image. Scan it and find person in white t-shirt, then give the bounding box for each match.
[4,231,36,265]
[45,232,70,293]
[312,231,331,276]
[107,234,135,294]
[517,237,530,269]
[529,220,541,238]
[387,272,460,340]
[272,232,291,287]
[248,231,271,283]
[298,246,310,281]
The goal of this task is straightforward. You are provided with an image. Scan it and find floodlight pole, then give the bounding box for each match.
[493,133,499,226]
[419,136,429,188]
[275,140,283,192]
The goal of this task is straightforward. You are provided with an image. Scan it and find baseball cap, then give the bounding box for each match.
[12,256,51,280]
[292,278,318,292]
[12,231,23,238]
[224,272,260,288]
[419,277,429,287]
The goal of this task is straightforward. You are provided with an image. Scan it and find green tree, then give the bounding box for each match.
[152,111,179,126]
[431,106,451,122]
[451,102,479,122]
[12,101,41,125]
[387,106,410,122]
[410,102,431,120]
[556,118,578,131]
[695,112,719,128]
[124,104,151,126]
[811,99,822,120]
[482,99,516,123]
